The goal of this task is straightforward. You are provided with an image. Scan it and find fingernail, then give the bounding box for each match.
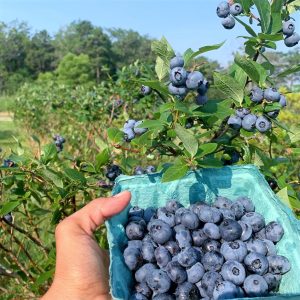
[112,191,128,198]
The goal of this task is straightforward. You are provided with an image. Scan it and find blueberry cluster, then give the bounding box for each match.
[105,164,122,182]
[123,196,290,300]
[168,55,209,105]
[216,1,243,30]
[283,19,300,47]
[123,120,148,142]
[141,85,152,96]
[53,134,66,152]
[2,159,15,167]
[134,166,156,175]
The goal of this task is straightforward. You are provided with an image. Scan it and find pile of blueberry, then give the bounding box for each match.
[53,134,66,152]
[227,87,287,133]
[123,120,148,142]
[134,166,156,175]
[216,2,243,30]
[283,19,300,48]
[123,196,290,300]
[168,55,209,105]
[105,164,122,182]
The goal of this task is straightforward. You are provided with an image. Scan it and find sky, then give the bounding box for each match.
[0,0,299,66]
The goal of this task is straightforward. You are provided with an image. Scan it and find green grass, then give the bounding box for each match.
[0,120,22,150]
[0,95,15,112]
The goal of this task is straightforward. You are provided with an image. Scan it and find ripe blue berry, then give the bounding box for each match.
[165,260,187,284]
[165,200,183,213]
[264,88,281,102]
[203,223,221,240]
[155,246,172,268]
[262,239,277,256]
[187,262,205,283]
[168,83,188,97]
[267,110,280,119]
[250,87,264,103]
[130,293,148,300]
[263,273,282,291]
[192,229,208,247]
[265,221,284,243]
[222,16,236,29]
[143,207,156,223]
[126,221,145,240]
[230,3,243,16]
[170,67,187,86]
[146,269,171,293]
[201,250,224,272]
[195,94,208,105]
[140,85,152,96]
[129,206,144,218]
[238,220,253,241]
[203,239,221,252]
[175,282,200,300]
[181,211,199,229]
[135,282,152,298]
[244,252,269,275]
[216,1,230,18]
[219,219,242,241]
[220,240,247,262]
[186,71,204,90]
[145,165,156,174]
[279,94,287,107]
[214,196,232,209]
[241,212,265,232]
[284,32,300,47]
[178,247,200,268]
[213,280,239,300]
[149,220,172,244]
[124,246,143,270]
[170,55,184,69]
[243,275,268,297]
[134,121,148,135]
[141,242,155,262]
[157,208,175,227]
[242,114,257,131]
[228,115,242,130]
[134,166,145,175]
[236,196,255,212]
[283,20,296,36]
[197,206,222,223]
[164,240,180,256]
[267,255,291,275]
[135,263,156,282]
[221,261,246,285]
[247,239,268,255]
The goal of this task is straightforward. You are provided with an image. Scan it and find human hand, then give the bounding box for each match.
[42,191,131,300]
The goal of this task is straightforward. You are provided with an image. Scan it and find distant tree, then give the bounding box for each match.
[109,28,155,69]
[56,53,93,85]
[25,30,55,76]
[54,21,113,82]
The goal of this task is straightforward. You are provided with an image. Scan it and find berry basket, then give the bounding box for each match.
[106,165,300,300]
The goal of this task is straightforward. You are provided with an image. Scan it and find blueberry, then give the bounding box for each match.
[155,246,172,268]
[214,196,232,209]
[173,224,187,233]
[255,116,272,133]
[236,196,254,212]
[283,20,295,36]
[129,206,144,218]
[130,293,148,300]
[197,206,222,223]
[143,207,156,223]
[134,166,145,175]
[264,88,281,102]
[220,240,247,262]
[247,239,268,255]
[178,247,200,268]
[3,213,13,223]
[166,200,183,213]
[128,240,143,249]
[243,274,268,297]
[145,165,156,174]
[267,110,280,119]
[192,229,208,247]
[185,118,194,129]
[242,114,257,131]
[164,240,180,256]
[202,251,224,272]
[213,280,239,300]
[254,228,266,240]
[284,32,300,47]
[235,108,250,119]
[106,164,122,182]
[146,269,171,294]
[175,207,189,224]
[261,239,277,256]
[244,252,269,275]
[141,85,152,96]
[203,239,221,252]
[124,119,137,130]
[279,94,287,107]
[198,271,223,298]
[175,282,200,300]
[186,71,204,90]
[267,255,291,274]
[141,242,155,262]
[241,212,265,232]
[227,115,242,130]
[181,211,199,229]
[170,55,184,69]
[134,120,148,135]
[135,282,152,298]
[221,260,246,285]
[195,94,208,105]
[126,221,145,240]
[237,220,252,241]
[263,273,282,291]
[124,128,135,141]
[176,229,192,249]
[197,79,209,95]
[230,201,245,220]
[203,223,221,240]
[219,208,236,220]
[170,67,187,86]
[168,83,188,97]
[123,246,143,270]
[149,220,172,244]
[217,1,230,18]
[265,221,284,243]
[250,87,264,103]
[222,15,236,29]
[187,262,205,283]
[157,208,176,227]
[219,219,242,241]
[230,3,243,16]
[135,263,156,283]
[152,293,175,300]
[165,261,187,284]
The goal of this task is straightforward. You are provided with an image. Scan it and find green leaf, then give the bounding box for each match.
[264,102,282,112]
[95,148,110,171]
[230,64,248,87]
[139,80,169,98]
[288,0,300,13]
[151,36,174,60]
[41,144,57,164]
[197,143,218,158]
[0,200,21,215]
[277,187,292,209]
[140,120,165,130]
[198,158,224,168]
[253,151,264,167]
[234,17,257,37]
[41,169,63,188]
[277,64,300,77]
[234,57,267,85]
[155,56,169,81]
[183,48,194,66]
[107,128,123,144]
[253,0,271,33]
[34,269,54,286]
[175,124,199,157]
[258,33,283,41]
[235,0,254,13]
[213,73,244,105]
[64,168,86,184]
[161,161,189,183]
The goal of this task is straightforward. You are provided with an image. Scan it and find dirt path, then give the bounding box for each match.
[0,112,13,121]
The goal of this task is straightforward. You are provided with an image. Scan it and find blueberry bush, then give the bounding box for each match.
[1,0,300,298]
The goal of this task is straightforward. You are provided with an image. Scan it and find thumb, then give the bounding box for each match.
[56,191,131,237]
